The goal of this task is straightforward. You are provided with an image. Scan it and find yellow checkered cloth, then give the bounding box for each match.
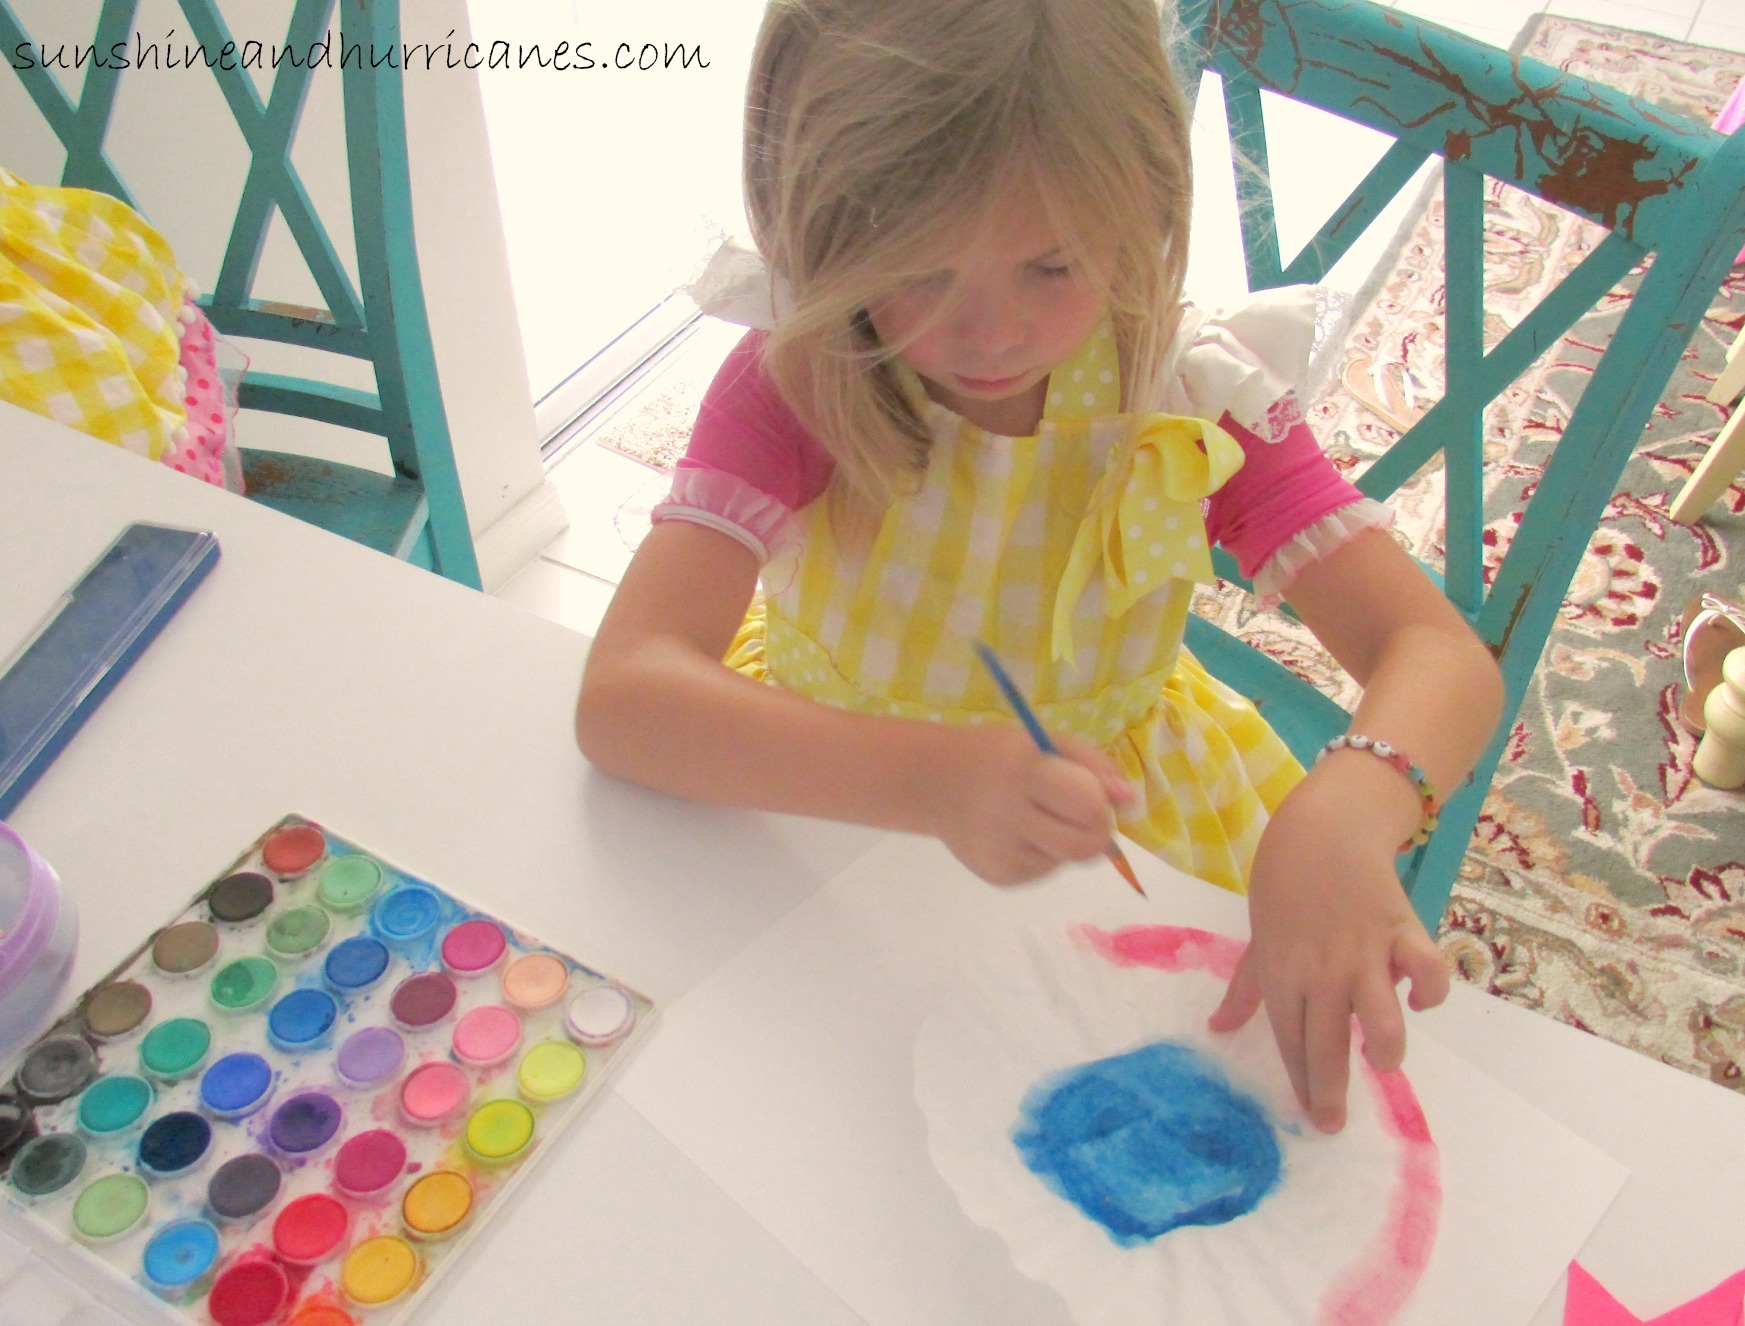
[727,321,1303,891]
[1,166,190,459]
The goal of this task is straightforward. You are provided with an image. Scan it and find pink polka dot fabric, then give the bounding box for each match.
[160,299,246,493]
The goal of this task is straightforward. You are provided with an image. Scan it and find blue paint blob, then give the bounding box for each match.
[1012,1040,1282,1246]
[266,988,340,1051]
[372,886,442,944]
[324,936,390,992]
[199,1053,274,1119]
[142,1218,220,1291]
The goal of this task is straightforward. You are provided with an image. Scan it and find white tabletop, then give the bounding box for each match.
[0,403,873,1326]
[2,401,1743,1326]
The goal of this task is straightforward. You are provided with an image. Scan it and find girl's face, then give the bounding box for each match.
[866,188,1114,437]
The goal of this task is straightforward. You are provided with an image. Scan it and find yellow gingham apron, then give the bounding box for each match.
[0,166,190,459]
[727,321,1303,890]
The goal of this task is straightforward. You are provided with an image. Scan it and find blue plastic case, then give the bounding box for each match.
[0,523,220,817]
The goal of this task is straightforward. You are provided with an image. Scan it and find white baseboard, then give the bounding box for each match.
[474,477,570,593]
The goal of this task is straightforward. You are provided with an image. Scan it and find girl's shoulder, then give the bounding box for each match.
[1148,285,1320,435]
[686,329,835,512]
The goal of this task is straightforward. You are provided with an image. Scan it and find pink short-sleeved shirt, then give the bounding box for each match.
[661,329,1377,590]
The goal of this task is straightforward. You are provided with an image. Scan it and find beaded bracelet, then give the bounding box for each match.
[1316,734,1440,852]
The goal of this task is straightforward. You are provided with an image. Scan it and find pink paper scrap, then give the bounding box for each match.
[1564,1262,1745,1326]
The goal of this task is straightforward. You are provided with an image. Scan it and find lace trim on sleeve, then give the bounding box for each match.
[1250,498,1395,607]
[651,465,805,587]
[1249,393,1304,445]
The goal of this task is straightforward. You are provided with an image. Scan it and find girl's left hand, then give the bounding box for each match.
[1205,762,1450,1133]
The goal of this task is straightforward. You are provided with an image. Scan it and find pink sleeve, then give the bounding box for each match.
[1203,395,1368,579]
[677,329,834,510]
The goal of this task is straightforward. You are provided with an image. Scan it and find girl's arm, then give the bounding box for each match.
[575,520,1133,884]
[1208,526,1504,1132]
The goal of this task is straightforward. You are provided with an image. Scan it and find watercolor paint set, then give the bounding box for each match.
[0,815,654,1326]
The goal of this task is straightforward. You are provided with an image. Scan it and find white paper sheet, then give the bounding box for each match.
[617,834,1627,1326]
[915,924,1430,1324]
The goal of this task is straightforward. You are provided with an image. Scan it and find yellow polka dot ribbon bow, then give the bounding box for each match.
[1050,413,1245,665]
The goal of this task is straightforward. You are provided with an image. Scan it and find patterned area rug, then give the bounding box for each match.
[1194,17,1745,1093]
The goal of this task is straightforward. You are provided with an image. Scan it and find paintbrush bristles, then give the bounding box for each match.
[1106,842,1147,898]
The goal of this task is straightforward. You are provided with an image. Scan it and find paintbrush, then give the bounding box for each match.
[972,640,1146,898]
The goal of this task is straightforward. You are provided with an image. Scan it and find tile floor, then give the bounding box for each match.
[492,0,1745,638]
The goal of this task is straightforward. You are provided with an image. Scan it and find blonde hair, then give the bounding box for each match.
[743,0,1195,510]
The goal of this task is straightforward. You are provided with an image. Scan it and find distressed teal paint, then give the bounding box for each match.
[1174,0,1745,928]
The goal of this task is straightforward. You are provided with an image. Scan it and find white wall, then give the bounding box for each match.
[468,0,764,403]
[0,0,557,587]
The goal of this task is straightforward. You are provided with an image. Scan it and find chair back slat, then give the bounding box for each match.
[1482,159,1745,656]
[1280,139,1432,286]
[339,0,452,497]
[1216,64,1435,291]
[239,374,383,434]
[61,0,135,197]
[1441,163,1487,617]
[175,0,368,331]
[1,0,480,586]
[1221,77,1284,288]
[1353,233,1642,502]
[206,301,363,356]
[0,0,133,204]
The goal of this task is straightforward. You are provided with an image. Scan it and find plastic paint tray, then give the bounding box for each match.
[0,815,655,1326]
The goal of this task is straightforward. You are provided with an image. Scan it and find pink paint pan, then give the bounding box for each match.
[399,1061,470,1128]
[451,1005,522,1069]
[333,1129,409,1201]
[440,920,507,978]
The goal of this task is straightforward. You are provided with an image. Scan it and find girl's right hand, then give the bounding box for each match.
[935,727,1136,886]
[581,523,1135,880]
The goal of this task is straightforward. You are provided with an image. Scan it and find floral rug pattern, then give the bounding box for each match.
[1194,17,1745,1092]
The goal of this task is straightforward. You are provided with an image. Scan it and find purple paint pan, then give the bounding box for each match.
[267,1091,342,1158]
[335,1026,407,1090]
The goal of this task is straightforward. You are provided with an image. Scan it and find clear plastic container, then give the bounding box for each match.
[0,824,79,1067]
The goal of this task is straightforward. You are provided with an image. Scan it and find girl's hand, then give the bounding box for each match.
[1206,761,1450,1133]
[935,727,1135,886]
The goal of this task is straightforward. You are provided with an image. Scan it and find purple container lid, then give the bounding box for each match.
[0,824,66,1003]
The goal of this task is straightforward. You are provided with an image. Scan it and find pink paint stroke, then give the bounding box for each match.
[1076,922,1245,981]
[1077,923,1442,1326]
[1319,1062,1443,1326]
[1564,1262,1745,1326]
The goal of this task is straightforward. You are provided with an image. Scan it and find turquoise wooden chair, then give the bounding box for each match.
[1174,0,1745,930]
[0,0,481,587]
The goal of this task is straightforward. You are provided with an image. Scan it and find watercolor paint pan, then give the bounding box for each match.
[0,814,656,1326]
